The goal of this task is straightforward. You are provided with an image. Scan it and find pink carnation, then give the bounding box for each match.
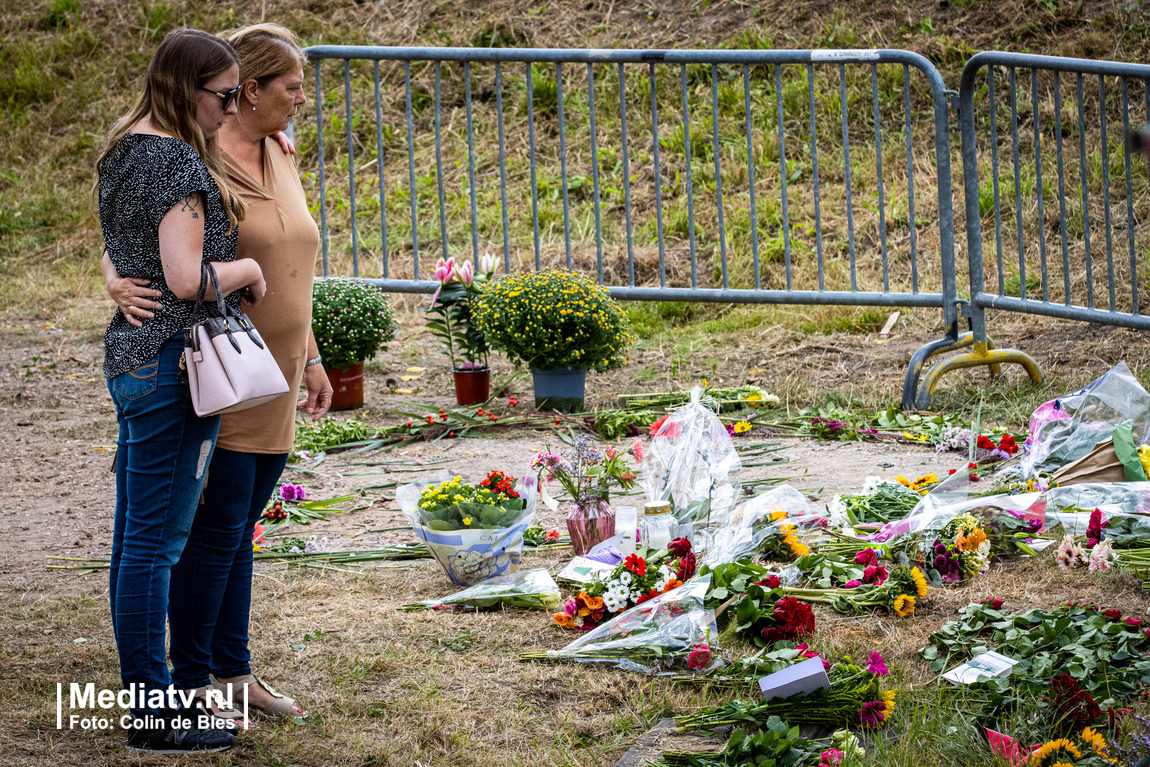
[631,439,644,462]
[687,643,712,670]
[820,749,845,766]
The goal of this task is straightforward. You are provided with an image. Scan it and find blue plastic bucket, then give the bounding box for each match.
[532,367,586,412]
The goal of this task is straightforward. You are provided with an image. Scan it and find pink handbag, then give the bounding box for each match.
[183,263,289,417]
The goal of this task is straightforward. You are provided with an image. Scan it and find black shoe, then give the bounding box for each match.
[125,706,235,754]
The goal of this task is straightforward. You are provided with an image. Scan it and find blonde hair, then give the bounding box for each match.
[220,23,306,102]
[96,28,246,231]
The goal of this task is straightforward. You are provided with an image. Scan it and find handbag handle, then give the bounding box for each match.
[192,262,268,351]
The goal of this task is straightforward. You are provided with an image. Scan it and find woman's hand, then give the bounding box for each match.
[103,252,162,327]
[241,266,268,307]
[272,131,296,155]
[299,363,332,421]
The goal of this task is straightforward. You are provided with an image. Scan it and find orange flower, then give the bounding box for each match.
[954,527,987,552]
[662,578,683,593]
[553,613,575,628]
[583,595,604,610]
[577,606,591,617]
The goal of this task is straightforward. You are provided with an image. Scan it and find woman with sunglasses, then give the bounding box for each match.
[96,27,266,753]
[106,24,327,723]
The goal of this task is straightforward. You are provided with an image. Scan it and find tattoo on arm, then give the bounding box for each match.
[178,194,201,219]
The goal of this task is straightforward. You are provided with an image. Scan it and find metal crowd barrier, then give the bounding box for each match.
[300,44,1150,409]
[918,52,1150,409]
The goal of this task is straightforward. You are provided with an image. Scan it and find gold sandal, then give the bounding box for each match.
[210,674,304,718]
[190,685,255,729]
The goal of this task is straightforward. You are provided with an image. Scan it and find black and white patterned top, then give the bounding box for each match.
[99,133,239,379]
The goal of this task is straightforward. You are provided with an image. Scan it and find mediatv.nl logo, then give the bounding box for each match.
[56,683,249,730]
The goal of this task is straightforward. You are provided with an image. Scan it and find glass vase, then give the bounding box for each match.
[566,497,615,556]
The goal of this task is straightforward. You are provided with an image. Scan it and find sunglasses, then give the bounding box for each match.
[198,85,240,110]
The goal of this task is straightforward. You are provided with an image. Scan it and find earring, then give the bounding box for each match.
[252,105,256,111]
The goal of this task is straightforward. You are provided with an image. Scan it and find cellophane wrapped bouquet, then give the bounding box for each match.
[397,470,537,585]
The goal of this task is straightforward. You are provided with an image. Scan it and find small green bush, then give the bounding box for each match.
[311,279,398,370]
[474,270,634,372]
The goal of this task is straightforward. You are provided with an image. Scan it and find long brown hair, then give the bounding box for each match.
[96,27,246,230]
[220,23,306,96]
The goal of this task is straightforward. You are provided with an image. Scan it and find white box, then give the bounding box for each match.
[942,651,1019,685]
[758,656,831,701]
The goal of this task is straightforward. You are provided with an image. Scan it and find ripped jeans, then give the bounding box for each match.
[107,334,220,715]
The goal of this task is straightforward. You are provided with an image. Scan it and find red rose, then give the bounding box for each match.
[983,597,1004,610]
[1103,608,1123,621]
[753,575,782,590]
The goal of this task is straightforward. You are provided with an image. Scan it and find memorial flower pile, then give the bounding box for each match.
[552,538,698,630]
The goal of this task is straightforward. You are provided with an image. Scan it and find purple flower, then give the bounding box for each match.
[859,700,887,727]
[865,651,889,676]
[280,483,306,502]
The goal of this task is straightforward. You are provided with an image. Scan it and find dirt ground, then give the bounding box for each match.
[2,297,1147,588]
[0,297,1052,589]
[4,298,1150,766]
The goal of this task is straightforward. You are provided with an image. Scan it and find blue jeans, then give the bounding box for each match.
[107,336,220,714]
[169,447,289,688]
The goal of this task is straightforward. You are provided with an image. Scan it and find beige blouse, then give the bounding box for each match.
[216,137,320,454]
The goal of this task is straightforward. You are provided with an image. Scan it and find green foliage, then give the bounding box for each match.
[292,418,371,454]
[311,279,398,370]
[36,0,81,30]
[474,270,634,372]
[920,601,1150,712]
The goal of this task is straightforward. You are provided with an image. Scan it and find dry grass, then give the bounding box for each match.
[3,542,1147,766]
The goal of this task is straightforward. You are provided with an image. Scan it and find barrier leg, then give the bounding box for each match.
[913,342,1043,410]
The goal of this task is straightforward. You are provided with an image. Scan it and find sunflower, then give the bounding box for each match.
[1029,739,1081,766]
[1079,727,1119,763]
[910,567,929,598]
[893,594,916,617]
[769,508,788,522]
[783,530,810,557]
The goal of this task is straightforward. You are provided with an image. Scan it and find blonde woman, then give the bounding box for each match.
[97,27,265,753]
[107,23,325,720]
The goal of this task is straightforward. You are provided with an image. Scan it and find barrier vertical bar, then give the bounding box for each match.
[809,64,824,292]
[840,63,857,291]
[464,61,479,263]
[682,63,698,289]
[988,67,1004,295]
[372,61,389,278]
[711,63,728,289]
[314,58,329,276]
[1099,75,1116,312]
[1122,78,1136,315]
[649,62,666,287]
[742,64,761,290]
[433,62,448,262]
[1031,68,1049,302]
[1077,74,1093,309]
[557,62,573,269]
[1010,68,1026,300]
[495,63,510,272]
[403,62,419,279]
[526,63,541,270]
[1053,73,1071,305]
[871,63,888,293]
[618,63,635,286]
[343,60,360,275]
[777,64,792,291]
[587,63,604,283]
[903,65,918,294]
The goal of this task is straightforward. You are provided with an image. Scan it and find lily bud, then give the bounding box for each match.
[479,252,499,276]
[434,257,456,284]
[455,260,475,287]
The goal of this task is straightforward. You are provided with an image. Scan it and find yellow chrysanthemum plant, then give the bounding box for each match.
[473,270,635,410]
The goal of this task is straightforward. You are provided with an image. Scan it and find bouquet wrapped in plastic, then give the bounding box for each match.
[402,568,561,611]
[397,471,537,585]
[702,485,824,568]
[642,387,742,545]
[523,575,720,675]
[1021,361,1150,478]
